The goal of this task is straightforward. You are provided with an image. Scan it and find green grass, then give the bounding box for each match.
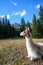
[0,39,43,65]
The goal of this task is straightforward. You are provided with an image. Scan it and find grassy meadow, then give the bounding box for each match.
[0,39,43,65]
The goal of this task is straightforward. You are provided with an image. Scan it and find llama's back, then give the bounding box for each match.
[34,42,43,55]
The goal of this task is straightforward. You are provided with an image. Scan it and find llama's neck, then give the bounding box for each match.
[25,36,33,46]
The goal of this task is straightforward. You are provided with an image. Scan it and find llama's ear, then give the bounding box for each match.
[25,26,27,29]
[28,27,29,31]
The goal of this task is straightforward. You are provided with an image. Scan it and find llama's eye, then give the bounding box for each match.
[24,32,26,33]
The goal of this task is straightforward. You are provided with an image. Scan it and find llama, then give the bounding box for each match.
[20,28,43,61]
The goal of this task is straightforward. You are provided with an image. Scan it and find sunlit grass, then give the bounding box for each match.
[0,39,43,65]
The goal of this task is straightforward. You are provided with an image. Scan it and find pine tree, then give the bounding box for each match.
[7,19,11,38]
[32,14,37,38]
[39,5,43,37]
[11,26,15,38]
[39,5,43,23]
[0,20,2,39]
[35,19,41,38]
[32,14,42,38]
[2,17,5,38]
[20,17,25,32]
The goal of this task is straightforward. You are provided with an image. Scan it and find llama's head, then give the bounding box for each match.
[20,28,31,37]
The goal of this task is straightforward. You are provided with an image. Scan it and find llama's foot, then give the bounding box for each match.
[30,57,37,61]
[30,57,41,61]
[27,55,30,58]
[26,55,30,59]
[30,57,33,61]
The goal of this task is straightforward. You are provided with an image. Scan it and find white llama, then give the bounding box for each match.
[20,28,43,61]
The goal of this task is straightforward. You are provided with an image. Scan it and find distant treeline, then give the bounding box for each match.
[0,5,43,39]
[0,16,20,39]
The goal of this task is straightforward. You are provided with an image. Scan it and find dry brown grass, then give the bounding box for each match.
[0,39,43,65]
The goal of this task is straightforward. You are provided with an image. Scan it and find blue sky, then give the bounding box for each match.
[0,0,43,24]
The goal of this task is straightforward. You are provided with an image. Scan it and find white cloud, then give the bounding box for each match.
[0,15,10,19]
[11,10,27,17]
[12,2,17,6]
[0,15,5,18]
[35,4,40,9]
[7,15,10,19]
[14,12,20,15]
[20,10,27,16]
[11,11,20,16]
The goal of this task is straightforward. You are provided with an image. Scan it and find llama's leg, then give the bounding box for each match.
[26,50,30,58]
[27,52,30,58]
[30,55,41,61]
[26,44,30,58]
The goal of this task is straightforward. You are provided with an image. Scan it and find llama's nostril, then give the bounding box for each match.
[20,32,23,36]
